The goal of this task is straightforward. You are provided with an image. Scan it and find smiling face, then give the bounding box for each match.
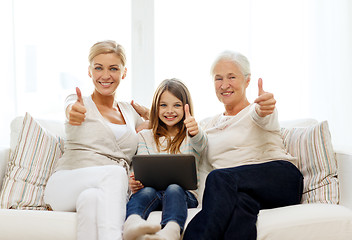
[213,59,250,113]
[88,53,126,97]
[158,90,184,134]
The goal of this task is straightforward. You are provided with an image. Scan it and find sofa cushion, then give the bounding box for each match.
[281,121,339,204]
[0,209,76,240]
[147,204,352,240]
[257,204,352,240]
[0,113,63,210]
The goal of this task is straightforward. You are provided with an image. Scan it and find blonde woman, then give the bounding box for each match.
[123,79,207,240]
[44,40,146,240]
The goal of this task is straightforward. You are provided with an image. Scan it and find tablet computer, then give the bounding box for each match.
[132,154,197,190]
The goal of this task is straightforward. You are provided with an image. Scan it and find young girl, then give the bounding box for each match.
[123,78,207,240]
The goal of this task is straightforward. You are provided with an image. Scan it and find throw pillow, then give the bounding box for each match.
[0,112,63,210]
[281,121,339,204]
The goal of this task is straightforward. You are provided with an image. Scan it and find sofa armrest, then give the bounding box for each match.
[0,146,10,187]
[335,147,352,210]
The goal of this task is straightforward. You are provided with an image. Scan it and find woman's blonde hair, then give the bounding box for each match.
[88,40,127,67]
[150,78,194,153]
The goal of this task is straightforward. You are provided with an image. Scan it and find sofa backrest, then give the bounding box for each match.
[10,116,65,153]
[4,116,336,206]
[279,118,318,128]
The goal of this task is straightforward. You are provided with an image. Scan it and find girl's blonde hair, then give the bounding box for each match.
[88,40,127,67]
[150,78,194,153]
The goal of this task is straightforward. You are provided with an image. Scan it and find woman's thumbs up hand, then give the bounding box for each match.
[68,87,87,125]
[254,78,276,117]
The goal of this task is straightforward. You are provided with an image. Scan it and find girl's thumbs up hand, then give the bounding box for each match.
[183,104,198,137]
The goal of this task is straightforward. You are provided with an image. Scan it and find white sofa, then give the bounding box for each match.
[0,116,352,240]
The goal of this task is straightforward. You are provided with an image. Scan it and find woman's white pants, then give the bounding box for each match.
[44,165,128,240]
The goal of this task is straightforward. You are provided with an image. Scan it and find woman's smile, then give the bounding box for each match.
[221,91,234,96]
[98,81,114,87]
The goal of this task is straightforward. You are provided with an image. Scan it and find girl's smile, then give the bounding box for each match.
[158,90,184,135]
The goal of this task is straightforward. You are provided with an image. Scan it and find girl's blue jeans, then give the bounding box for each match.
[183,160,303,240]
[126,184,198,231]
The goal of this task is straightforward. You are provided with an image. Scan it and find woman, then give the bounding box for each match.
[44,40,145,240]
[182,51,303,240]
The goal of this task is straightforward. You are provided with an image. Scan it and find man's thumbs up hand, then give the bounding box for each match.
[254,78,276,117]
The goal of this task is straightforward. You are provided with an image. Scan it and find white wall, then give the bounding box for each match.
[252,0,352,148]
[0,0,16,146]
[0,0,133,146]
[152,0,352,148]
[305,0,352,148]
[131,0,155,107]
[1,0,351,149]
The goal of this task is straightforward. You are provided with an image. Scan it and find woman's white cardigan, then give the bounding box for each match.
[54,95,143,172]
